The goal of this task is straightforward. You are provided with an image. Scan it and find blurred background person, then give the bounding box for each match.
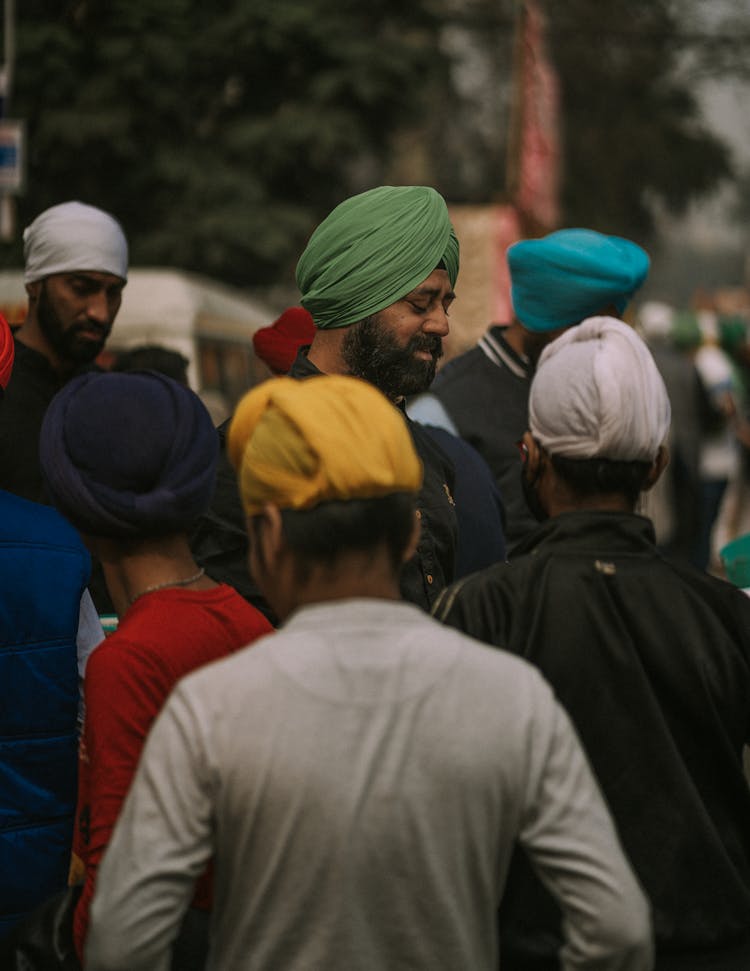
[252,306,315,376]
[0,201,128,504]
[111,343,190,384]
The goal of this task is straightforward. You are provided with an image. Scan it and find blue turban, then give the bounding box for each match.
[296,185,459,330]
[508,229,649,332]
[40,371,219,537]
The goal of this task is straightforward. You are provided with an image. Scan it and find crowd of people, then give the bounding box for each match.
[0,187,748,971]
[637,299,750,574]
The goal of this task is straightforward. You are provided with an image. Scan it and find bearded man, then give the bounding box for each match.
[0,201,128,502]
[193,185,463,612]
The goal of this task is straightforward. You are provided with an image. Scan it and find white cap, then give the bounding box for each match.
[530,316,671,462]
[23,201,128,284]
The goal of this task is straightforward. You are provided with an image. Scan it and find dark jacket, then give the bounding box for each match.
[0,490,90,940]
[191,350,459,614]
[0,338,69,503]
[419,424,506,576]
[430,325,537,548]
[433,510,750,970]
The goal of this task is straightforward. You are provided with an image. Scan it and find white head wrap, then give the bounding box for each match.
[529,316,671,461]
[23,201,128,284]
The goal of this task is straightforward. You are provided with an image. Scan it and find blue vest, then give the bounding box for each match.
[0,490,90,938]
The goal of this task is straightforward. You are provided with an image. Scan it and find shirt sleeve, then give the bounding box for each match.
[85,683,214,971]
[519,688,654,971]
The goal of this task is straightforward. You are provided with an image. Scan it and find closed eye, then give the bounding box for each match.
[407,301,429,314]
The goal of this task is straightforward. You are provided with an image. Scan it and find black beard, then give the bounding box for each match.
[37,284,108,366]
[341,314,443,400]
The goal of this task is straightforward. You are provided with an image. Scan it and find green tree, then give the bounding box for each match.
[3,0,742,283]
[3,0,446,286]
[545,0,732,240]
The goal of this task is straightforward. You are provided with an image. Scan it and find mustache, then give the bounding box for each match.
[72,321,110,340]
[408,333,443,360]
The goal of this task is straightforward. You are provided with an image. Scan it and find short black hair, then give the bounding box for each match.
[112,345,189,384]
[271,493,417,584]
[550,453,652,506]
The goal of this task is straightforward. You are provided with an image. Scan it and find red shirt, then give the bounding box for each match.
[72,584,273,960]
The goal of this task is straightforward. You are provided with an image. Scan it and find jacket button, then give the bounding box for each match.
[426,574,434,584]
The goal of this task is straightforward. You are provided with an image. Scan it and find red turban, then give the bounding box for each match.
[252,307,315,375]
[0,313,14,390]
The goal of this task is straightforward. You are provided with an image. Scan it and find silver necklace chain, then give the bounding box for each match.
[129,567,206,606]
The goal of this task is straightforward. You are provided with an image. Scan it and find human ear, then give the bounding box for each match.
[401,508,421,564]
[247,505,284,579]
[25,281,41,302]
[643,445,669,491]
[522,431,543,484]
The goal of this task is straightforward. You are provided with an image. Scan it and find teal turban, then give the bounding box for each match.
[296,185,459,330]
[508,229,650,332]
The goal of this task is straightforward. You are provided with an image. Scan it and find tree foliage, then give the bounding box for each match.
[1,0,741,285]
[545,0,732,240]
[4,0,446,285]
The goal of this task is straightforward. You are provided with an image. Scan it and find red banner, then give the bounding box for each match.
[514,0,561,231]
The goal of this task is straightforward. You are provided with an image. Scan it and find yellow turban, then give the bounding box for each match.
[228,376,423,515]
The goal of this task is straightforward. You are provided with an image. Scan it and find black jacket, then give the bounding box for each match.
[434,510,750,970]
[0,338,69,503]
[430,325,537,548]
[190,350,458,615]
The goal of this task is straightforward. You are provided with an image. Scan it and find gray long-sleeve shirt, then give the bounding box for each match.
[86,598,652,971]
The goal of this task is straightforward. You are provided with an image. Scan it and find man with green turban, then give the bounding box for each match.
[295,184,459,400]
[291,185,461,609]
[191,185,463,613]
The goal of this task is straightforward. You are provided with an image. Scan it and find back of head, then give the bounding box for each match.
[296,185,459,330]
[508,229,649,333]
[39,371,218,537]
[228,374,422,513]
[228,375,422,567]
[112,344,189,384]
[23,201,128,284]
[252,307,315,374]
[530,316,671,464]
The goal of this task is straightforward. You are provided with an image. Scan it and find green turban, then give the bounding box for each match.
[296,185,459,330]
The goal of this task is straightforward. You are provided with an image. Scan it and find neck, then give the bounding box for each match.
[547,491,635,518]
[500,320,530,359]
[270,548,403,622]
[306,330,347,375]
[94,533,216,618]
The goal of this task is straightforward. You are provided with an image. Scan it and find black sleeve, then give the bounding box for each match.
[189,420,277,625]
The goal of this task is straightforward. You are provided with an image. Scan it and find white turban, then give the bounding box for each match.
[23,201,128,284]
[529,316,671,461]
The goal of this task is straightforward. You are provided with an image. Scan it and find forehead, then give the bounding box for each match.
[50,270,126,288]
